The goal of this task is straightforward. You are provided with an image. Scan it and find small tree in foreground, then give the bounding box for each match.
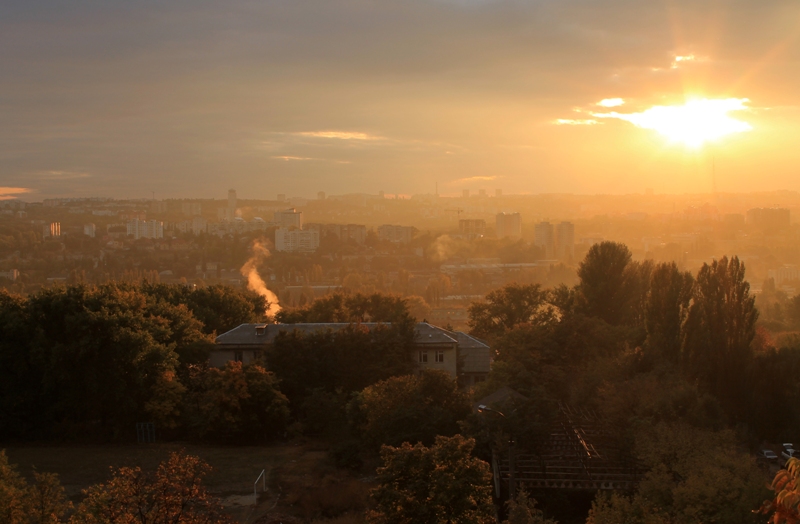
[70,451,231,524]
[759,456,800,523]
[368,435,494,524]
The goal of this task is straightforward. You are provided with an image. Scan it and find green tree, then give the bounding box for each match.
[577,242,649,326]
[368,435,494,524]
[184,362,290,442]
[468,283,555,340]
[355,370,471,448]
[681,256,757,417]
[644,262,693,362]
[588,422,768,524]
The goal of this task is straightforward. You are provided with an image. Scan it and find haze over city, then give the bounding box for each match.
[3,0,800,200]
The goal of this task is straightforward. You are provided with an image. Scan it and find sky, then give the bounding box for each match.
[2,0,800,200]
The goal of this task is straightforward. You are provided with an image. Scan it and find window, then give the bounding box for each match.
[419,351,428,363]
[234,350,243,363]
[435,350,444,363]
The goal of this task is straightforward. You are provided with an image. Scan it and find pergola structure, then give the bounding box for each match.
[492,403,643,495]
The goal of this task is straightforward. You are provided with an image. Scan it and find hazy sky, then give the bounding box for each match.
[2,0,800,200]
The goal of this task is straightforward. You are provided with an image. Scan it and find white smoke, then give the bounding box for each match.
[240,239,281,317]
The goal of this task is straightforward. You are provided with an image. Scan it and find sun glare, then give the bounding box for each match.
[593,98,752,147]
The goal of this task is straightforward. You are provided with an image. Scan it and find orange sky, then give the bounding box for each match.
[2,0,799,199]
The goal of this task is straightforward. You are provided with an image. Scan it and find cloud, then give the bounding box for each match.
[293,131,384,140]
[33,170,91,180]
[452,175,498,183]
[271,155,351,164]
[553,119,600,125]
[0,187,32,200]
[597,98,624,108]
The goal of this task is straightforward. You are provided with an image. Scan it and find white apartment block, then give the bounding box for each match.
[275,227,319,252]
[127,219,164,240]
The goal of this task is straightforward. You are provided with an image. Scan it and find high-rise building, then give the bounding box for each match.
[496,213,522,239]
[555,221,575,261]
[318,191,326,200]
[378,224,415,243]
[181,202,202,216]
[275,227,319,252]
[127,219,164,239]
[459,219,486,239]
[274,208,303,229]
[462,189,470,198]
[277,194,286,202]
[534,221,555,258]
[478,189,487,197]
[746,208,790,230]
[43,222,61,238]
[495,189,502,197]
[83,223,96,238]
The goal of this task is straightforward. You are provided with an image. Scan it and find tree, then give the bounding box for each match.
[503,490,557,524]
[681,256,757,417]
[277,292,413,324]
[355,370,471,448]
[0,450,72,524]
[759,457,800,523]
[71,451,232,524]
[577,242,649,326]
[468,283,555,340]
[588,422,768,524]
[184,362,290,443]
[368,435,494,524]
[644,262,694,362]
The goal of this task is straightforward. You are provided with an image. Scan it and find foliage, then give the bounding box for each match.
[368,435,494,524]
[354,370,471,448]
[760,457,800,523]
[503,490,557,524]
[140,282,268,336]
[276,292,413,324]
[644,262,693,362]
[681,256,757,418]
[70,451,232,524]
[0,450,72,524]
[267,321,416,406]
[575,241,654,329]
[467,283,555,340]
[183,362,290,443]
[588,422,768,524]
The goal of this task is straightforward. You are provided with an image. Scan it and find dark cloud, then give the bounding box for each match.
[1,0,799,198]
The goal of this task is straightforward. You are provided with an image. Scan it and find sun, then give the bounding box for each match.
[593,98,752,148]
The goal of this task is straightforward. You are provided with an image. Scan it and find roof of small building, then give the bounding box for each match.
[215,321,470,348]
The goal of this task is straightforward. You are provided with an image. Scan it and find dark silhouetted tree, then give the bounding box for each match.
[645,262,694,362]
[468,283,555,340]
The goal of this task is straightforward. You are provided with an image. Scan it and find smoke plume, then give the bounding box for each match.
[240,239,281,317]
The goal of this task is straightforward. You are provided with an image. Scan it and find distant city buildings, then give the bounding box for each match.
[181,202,202,216]
[768,265,800,286]
[83,223,96,238]
[534,221,555,258]
[496,212,521,239]
[459,219,486,239]
[127,219,164,239]
[218,189,238,222]
[43,222,61,238]
[555,221,575,261]
[0,269,19,281]
[318,191,326,200]
[274,208,303,229]
[305,223,367,244]
[378,224,415,243]
[746,208,790,230]
[275,227,320,252]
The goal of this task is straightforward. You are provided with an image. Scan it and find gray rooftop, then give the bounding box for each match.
[215,321,469,347]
